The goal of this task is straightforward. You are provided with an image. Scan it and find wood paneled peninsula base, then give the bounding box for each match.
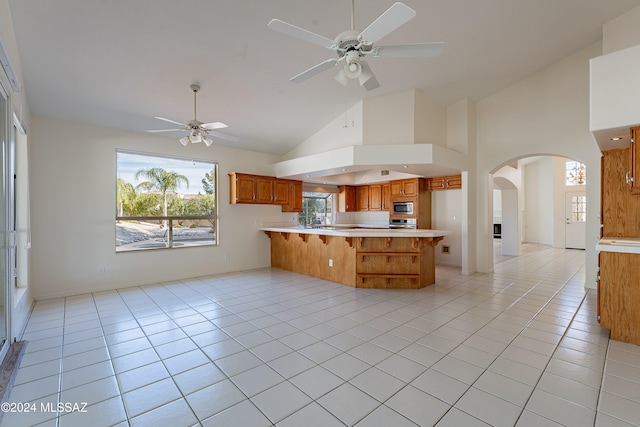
[259,227,449,289]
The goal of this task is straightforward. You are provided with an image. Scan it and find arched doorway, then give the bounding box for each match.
[490,155,587,267]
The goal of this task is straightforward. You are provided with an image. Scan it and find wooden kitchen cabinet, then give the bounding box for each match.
[356,186,370,211]
[273,179,290,205]
[599,251,640,344]
[630,126,640,195]
[602,149,640,237]
[390,178,419,197]
[368,184,382,211]
[339,185,357,212]
[598,147,640,345]
[232,173,257,203]
[427,175,462,191]
[254,176,275,203]
[382,183,391,211]
[282,180,302,212]
[229,172,297,206]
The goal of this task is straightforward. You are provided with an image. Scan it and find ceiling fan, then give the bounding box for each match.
[268,1,444,91]
[148,84,235,147]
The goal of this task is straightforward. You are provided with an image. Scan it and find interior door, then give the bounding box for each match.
[565,192,586,249]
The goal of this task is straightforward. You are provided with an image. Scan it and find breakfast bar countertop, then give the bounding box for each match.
[258,225,450,238]
[597,237,640,254]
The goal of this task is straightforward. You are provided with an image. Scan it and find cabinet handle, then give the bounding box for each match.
[626,171,634,185]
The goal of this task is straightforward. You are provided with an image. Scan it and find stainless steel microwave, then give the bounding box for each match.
[392,201,414,215]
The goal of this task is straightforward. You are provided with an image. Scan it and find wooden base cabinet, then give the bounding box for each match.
[264,231,443,289]
[355,236,440,289]
[599,251,640,345]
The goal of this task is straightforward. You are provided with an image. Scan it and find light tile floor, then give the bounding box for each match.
[3,246,640,426]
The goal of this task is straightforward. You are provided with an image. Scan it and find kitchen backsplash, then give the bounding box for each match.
[336,211,389,226]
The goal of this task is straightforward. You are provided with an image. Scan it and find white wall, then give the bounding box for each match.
[501,189,519,256]
[476,41,603,286]
[433,189,462,267]
[29,116,286,299]
[282,101,364,160]
[603,5,640,54]
[523,158,554,245]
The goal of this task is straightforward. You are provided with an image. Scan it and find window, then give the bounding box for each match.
[299,192,335,226]
[116,150,218,252]
[571,195,586,222]
[565,161,586,186]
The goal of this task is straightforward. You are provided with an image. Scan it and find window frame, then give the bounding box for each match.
[115,149,218,252]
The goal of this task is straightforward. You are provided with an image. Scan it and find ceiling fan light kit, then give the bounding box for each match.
[148,84,232,147]
[268,1,444,91]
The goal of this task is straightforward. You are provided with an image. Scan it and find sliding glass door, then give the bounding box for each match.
[0,81,8,356]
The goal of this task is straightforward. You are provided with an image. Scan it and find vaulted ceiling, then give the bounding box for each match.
[8,0,640,154]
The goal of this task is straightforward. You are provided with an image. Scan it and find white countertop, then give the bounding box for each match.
[597,237,640,254]
[259,225,450,238]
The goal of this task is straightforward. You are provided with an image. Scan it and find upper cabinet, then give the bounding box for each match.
[601,148,640,237]
[368,184,382,211]
[229,172,302,211]
[390,178,419,198]
[382,183,391,211]
[340,183,387,212]
[427,175,462,191]
[356,186,370,211]
[338,186,357,212]
[282,180,303,212]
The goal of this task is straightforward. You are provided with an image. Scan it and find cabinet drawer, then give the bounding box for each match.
[356,252,420,275]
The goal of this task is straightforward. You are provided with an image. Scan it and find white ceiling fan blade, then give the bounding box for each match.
[290,58,339,83]
[360,62,380,91]
[358,2,416,43]
[154,116,185,126]
[268,19,335,49]
[373,42,444,58]
[202,121,228,130]
[209,130,239,142]
[148,128,184,133]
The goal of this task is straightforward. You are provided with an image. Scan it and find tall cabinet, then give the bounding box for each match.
[598,143,640,345]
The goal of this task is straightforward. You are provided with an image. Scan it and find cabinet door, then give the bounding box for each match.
[339,186,357,212]
[402,179,419,196]
[273,179,289,205]
[368,184,382,211]
[254,176,274,203]
[390,181,403,197]
[445,175,462,189]
[382,183,391,211]
[428,177,445,191]
[600,252,640,344]
[235,174,256,203]
[282,180,302,212]
[356,186,369,211]
[631,126,640,195]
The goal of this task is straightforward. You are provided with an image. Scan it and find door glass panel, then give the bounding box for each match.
[571,195,586,223]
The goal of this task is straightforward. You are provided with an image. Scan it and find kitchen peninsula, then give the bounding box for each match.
[259,226,449,289]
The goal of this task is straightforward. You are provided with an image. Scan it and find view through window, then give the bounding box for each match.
[565,161,586,186]
[116,150,218,252]
[299,192,335,226]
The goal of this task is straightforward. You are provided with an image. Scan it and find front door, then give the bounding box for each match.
[565,192,586,249]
